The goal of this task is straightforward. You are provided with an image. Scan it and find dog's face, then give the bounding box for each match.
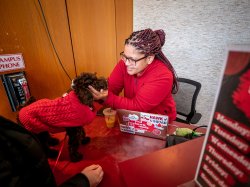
[91,77,108,91]
[72,73,107,106]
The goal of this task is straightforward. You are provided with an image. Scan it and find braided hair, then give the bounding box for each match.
[125,28,178,94]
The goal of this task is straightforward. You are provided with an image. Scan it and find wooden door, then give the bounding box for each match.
[0,0,132,121]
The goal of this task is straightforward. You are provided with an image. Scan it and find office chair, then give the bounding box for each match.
[173,78,202,124]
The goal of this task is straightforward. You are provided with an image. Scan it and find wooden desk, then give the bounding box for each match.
[51,116,206,187]
[119,137,205,187]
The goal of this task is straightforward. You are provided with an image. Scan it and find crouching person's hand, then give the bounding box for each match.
[81,164,104,187]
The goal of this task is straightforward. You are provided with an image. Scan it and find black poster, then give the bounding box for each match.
[195,46,250,187]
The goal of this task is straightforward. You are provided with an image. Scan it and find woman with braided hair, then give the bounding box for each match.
[89,28,178,123]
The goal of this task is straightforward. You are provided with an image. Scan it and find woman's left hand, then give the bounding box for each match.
[88,85,108,101]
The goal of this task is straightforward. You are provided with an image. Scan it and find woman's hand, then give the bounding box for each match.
[88,85,108,101]
[81,164,104,187]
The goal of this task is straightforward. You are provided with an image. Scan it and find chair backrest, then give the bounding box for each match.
[173,78,202,124]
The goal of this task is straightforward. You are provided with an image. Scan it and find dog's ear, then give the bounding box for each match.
[77,88,93,107]
[72,72,97,107]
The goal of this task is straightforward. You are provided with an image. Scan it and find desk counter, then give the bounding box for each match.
[119,137,205,187]
[51,116,206,187]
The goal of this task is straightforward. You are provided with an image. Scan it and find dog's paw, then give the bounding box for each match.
[70,152,83,162]
[81,136,91,145]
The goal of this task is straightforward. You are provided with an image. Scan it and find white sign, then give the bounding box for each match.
[0,53,25,72]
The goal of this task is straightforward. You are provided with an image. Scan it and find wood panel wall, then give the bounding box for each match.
[0,0,132,121]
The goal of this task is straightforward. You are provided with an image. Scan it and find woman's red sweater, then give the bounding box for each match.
[104,59,176,123]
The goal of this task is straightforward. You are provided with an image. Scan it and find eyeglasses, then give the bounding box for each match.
[120,52,148,66]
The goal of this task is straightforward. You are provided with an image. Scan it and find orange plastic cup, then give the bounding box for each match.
[103,108,117,128]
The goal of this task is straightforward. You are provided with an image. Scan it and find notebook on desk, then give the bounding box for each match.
[117,109,169,140]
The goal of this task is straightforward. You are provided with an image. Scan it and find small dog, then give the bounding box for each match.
[17,72,107,162]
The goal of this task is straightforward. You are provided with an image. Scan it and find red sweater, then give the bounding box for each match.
[19,91,96,133]
[104,59,176,123]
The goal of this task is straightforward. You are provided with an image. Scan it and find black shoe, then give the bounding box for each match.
[69,152,83,162]
[48,137,60,146]
[46,149,59,159]
[81,136,91,145]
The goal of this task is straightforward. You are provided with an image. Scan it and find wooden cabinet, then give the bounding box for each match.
[0,0,132,121]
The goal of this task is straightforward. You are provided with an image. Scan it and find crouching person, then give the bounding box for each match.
[0,116,104,187]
